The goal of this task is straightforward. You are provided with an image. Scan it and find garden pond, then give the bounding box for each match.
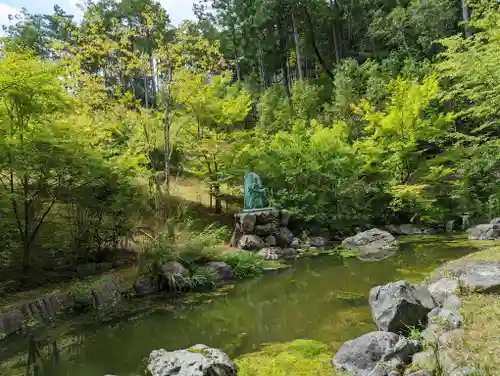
[2,235,493,376]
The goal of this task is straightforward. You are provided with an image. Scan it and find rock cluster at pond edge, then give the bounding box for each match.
[341,228,399,261]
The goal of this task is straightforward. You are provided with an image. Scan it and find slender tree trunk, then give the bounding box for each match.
[329,0,340,65]
[292,13,304,80]
[22,173,30,270]
[144,77,149,109]
[258,38,266,90]
[461,0,471,38]
[304,7,335,81]
[163,75,171,191]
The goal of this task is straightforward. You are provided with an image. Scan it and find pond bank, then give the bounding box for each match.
[0,235,498,376]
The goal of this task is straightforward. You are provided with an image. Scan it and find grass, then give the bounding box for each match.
[235,339,345,376]
[436,246,500,375]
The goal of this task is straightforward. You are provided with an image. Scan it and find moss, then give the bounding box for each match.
[187,346,210,356]
[235,339,346,376]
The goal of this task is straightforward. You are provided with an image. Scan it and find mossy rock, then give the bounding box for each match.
[236,339,344,376]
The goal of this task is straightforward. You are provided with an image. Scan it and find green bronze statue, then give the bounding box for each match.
[243,172,269,211]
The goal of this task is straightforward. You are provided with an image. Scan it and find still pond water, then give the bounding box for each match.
[19,236,488,375]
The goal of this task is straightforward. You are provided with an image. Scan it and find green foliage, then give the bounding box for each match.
[236,340,335,376]
[138,215,227,279]
[190,267,219,290]
[219,252,264,279]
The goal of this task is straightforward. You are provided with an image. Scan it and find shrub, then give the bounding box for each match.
[137,214,228,280]
[190,267,219,290]
[220,252,264,279]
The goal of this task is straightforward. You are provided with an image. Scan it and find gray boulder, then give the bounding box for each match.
[439,349,460,375]
[160,262,190,290]
[204,261,233,281]
[308,236,328,248]
[275,227,294,247]
[428,308,462,330]
[254,223,278,236]
[147,344,237,376]
[406,371,433,376]
[264,235,276,247]
[236,213,256,234]
[134,276,157,296]
[257,247,284,260]
[238,235,265,251]
[421,323,445,346]
[333,331,418,376]
[342,229,398,261]
[433,260,500,293]
[467,223,500,240]
[428,278,459,305]
[442,294,461,311]
[370,281,436,333]
[450,368,482,376]
[384,224,436,235]
[92,279,118,308]
[438,329,464,347]
[290,237,301,249]
[0,309,24,336]
[255,209,279,225]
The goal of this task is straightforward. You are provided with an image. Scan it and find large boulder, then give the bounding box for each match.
[433,260,500,293]
[147,344,237,376]
[0,309,24,336]
[203,261,233,281]
[369,281,436,333]
[333,331,418,376]
[235,213,257,234]
[279,210,291,226]
[254,223,278,236]
[467,223,500,240]
[275,227,294,248]
[257,247,284,260]
[160,262,190,291]
[384,224,436,236]
[92,279,118,308]
[342,229,398,261]
[134,276,157,296]
[428,278,459,305]
[238,235,265,251]
[255,209,279,225]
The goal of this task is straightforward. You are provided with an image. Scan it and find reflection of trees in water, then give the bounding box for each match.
[26,335,60,376]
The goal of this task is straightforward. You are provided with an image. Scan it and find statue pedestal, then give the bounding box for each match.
[230,208,294,251]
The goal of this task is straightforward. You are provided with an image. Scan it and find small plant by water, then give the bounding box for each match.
[219,252,264,279]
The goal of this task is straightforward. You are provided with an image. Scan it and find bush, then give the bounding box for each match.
[138,213,228,279]
[190,267,219,290]
[220,252,264,279]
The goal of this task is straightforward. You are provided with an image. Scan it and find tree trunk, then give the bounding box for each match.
[329,0,341,65]
[461,0,471,38]
[257,38,266,90]
[304,7,335,81]
[163,68,172,192]
[292,13,304,80]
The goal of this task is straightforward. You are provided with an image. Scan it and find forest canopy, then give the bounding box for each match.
[1,0,500,270]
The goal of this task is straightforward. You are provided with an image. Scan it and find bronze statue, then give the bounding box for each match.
[243,172,269,210]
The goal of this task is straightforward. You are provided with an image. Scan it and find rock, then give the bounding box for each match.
[342,228,398,261]
[333,331,418,376]
[254,223,278,236]
[308,236,328,248]
[134,276,157,296]
[491,218,500,225]
[433,260,500,293]
[160,262,190,290]
[255,209,279,225]
[264,235,276,247]
[229,225,242,248]
[450,367,482,376]
[280,210,291,226]
[92,279,118,308]
[257,247,284,260]
[428,278,459,305]
[411,351,436,371]
[237,213,257,234]
[283,248,298,259]
[147,344,237,376]
[438,329,464,347]
[439,349,460,375]
[369,281,436,333]
[384,224,436,235]
[1,309,24,336]
[421,324,445,346]
[429,308,462,330]
[443,294,461,310]
[467,223,500,240]
[275,227,294,248]
[238,235,265,251]
[406,371,433,376]
[204,261,233,281]
[290,237,301,249]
